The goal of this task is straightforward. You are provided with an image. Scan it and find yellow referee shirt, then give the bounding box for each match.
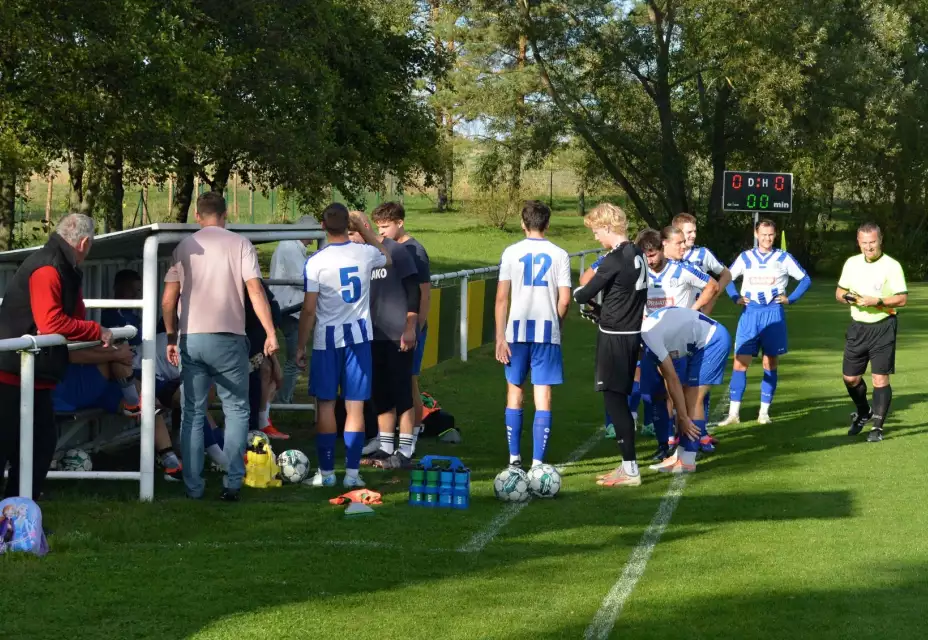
[838,253,907,323]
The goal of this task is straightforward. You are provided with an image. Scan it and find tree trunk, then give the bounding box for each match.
[68,148,85,211]
[79,162,100,216]
[172,150,196,222]
[707,83,731,221]
[578,184,586,215]
[210,160,232,194]
[0,170,15,250]
[105,148,125,231]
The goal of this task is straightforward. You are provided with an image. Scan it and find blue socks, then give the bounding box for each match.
[729,370,747,402]
[532,410,552,462]
[505,408,523,459]
[316,432,337,473]
[628,380,641,416]
[652,397,671,446]
[761,369,778,404]
[684,420,705,452]
[344,431,364,471]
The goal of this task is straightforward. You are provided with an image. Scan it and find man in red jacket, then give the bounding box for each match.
[0,214,111,499]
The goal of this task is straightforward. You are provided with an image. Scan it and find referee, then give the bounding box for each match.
[836,222,907,442]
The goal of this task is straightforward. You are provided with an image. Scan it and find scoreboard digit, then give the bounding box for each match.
[722,171,793,213]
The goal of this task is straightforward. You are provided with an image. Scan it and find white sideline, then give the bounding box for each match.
[584,475,687,640]
[458,428,603,554]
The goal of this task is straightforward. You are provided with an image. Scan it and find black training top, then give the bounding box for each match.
[573,242,647,333]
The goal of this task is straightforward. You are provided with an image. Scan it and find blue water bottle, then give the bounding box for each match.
[439,469,454,508]
[452,468,470,509]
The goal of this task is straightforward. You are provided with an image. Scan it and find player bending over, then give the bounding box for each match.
[295,204,391,488]
[636,226,718,459]
[719,219,811,426]
[642,307,732,474]
[495,201,571,469]
[573,203,647,487]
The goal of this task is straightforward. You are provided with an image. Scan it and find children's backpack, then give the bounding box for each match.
[244,435,283,488]
[0,497,49,557]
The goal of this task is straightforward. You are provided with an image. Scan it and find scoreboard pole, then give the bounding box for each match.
[752,211,759,247]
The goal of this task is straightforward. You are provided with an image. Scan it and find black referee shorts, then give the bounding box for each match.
[843,316,897,377]
[595,331,640,395]
[372,339,414,416]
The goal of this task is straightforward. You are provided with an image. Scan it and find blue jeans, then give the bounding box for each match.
[180,333,250,497]
[277,315,300,404]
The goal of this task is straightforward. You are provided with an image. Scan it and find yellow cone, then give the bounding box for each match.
[781,230,787,251]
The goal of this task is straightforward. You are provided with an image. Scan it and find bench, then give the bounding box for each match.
[55,409,140,454]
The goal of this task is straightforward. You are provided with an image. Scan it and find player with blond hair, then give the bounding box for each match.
[573,203,648,487]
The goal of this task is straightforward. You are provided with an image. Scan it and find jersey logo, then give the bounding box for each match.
[370,267,388,280]
[647,297,671,309]
[748,276,776,285]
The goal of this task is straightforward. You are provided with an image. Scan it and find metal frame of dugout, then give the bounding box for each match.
[0,223,326,501]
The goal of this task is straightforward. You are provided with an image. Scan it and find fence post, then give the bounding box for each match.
[580,253,586,275]
[18,347,36,499]
[460,275,469,362]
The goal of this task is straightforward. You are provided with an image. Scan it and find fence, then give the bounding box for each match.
[1,325,137,500]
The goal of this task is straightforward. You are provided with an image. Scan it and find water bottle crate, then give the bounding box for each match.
[408,456,469,509]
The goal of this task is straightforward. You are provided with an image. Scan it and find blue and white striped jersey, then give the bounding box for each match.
[728,249,806,306]
[303,241,387,350]
[645,259,711,315]
[641,307,719,362]
[683,245,725,276]
[499,238,572,344]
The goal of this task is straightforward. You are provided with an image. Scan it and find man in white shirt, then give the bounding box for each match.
[269,215,316,404]
[295,204,391,489]
[641,307,731,474]
[495,201,572,469]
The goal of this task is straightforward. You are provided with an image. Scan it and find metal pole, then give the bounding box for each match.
[139,235,160,501]
[753,211,759,247]
[580,254,586,274]
[18,348,36,498]
[460,275,469,362]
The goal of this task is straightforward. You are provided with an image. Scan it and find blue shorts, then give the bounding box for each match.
[687,324,732,387]
[412,325,428,376]
[310,343,373,402]
[735,304,787,357]
[640,349,688,396]
[53,364,124,414]
[133,368,176,398]
[505,342,564,386]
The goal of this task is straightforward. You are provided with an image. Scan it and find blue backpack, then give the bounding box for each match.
[0,497,49,557]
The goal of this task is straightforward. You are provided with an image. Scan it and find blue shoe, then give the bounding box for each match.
[699,436,716,454]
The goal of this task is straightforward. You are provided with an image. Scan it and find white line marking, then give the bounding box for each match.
[584,475,687,640]
[458,428,603,553]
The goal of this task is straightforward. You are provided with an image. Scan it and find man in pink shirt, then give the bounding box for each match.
[162,192,279,501]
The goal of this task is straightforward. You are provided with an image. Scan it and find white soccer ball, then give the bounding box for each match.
[59,448,92,472]
[493,467,531,503]
[277,449,310,484]
[527,464,562,498]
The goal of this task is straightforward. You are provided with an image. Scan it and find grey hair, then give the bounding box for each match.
[56,213,95,246]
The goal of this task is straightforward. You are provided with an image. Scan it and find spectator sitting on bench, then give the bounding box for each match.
[244,279,289,440]
[52,341,184,481]
[101,269,142,354]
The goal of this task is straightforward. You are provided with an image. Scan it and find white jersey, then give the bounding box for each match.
[729,248,806,306]
[641,307,719,362]
[499,238,572,344]
[303,241,387,350]
[645,259,710,315]
[683,245,726,276]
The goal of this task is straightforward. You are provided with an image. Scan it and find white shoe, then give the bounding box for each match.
[757,413,772,425]
[717,414,741,426]
[303,470,336,487]
[343,473,366,489]
[649,450,679,471]
[361,436,381,456]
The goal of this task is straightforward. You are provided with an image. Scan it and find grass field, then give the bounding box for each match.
[2,220,927,639]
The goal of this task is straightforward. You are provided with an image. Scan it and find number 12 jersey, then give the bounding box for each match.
[303,241,387,350]
[499,238,572,345]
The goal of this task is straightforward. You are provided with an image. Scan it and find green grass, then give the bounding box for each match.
[2,221,928,638]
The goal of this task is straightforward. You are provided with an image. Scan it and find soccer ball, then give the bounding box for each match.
[493,467,530,503]
[527,464,562,498]
[277,449,310,484]
[59,449,92,472]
